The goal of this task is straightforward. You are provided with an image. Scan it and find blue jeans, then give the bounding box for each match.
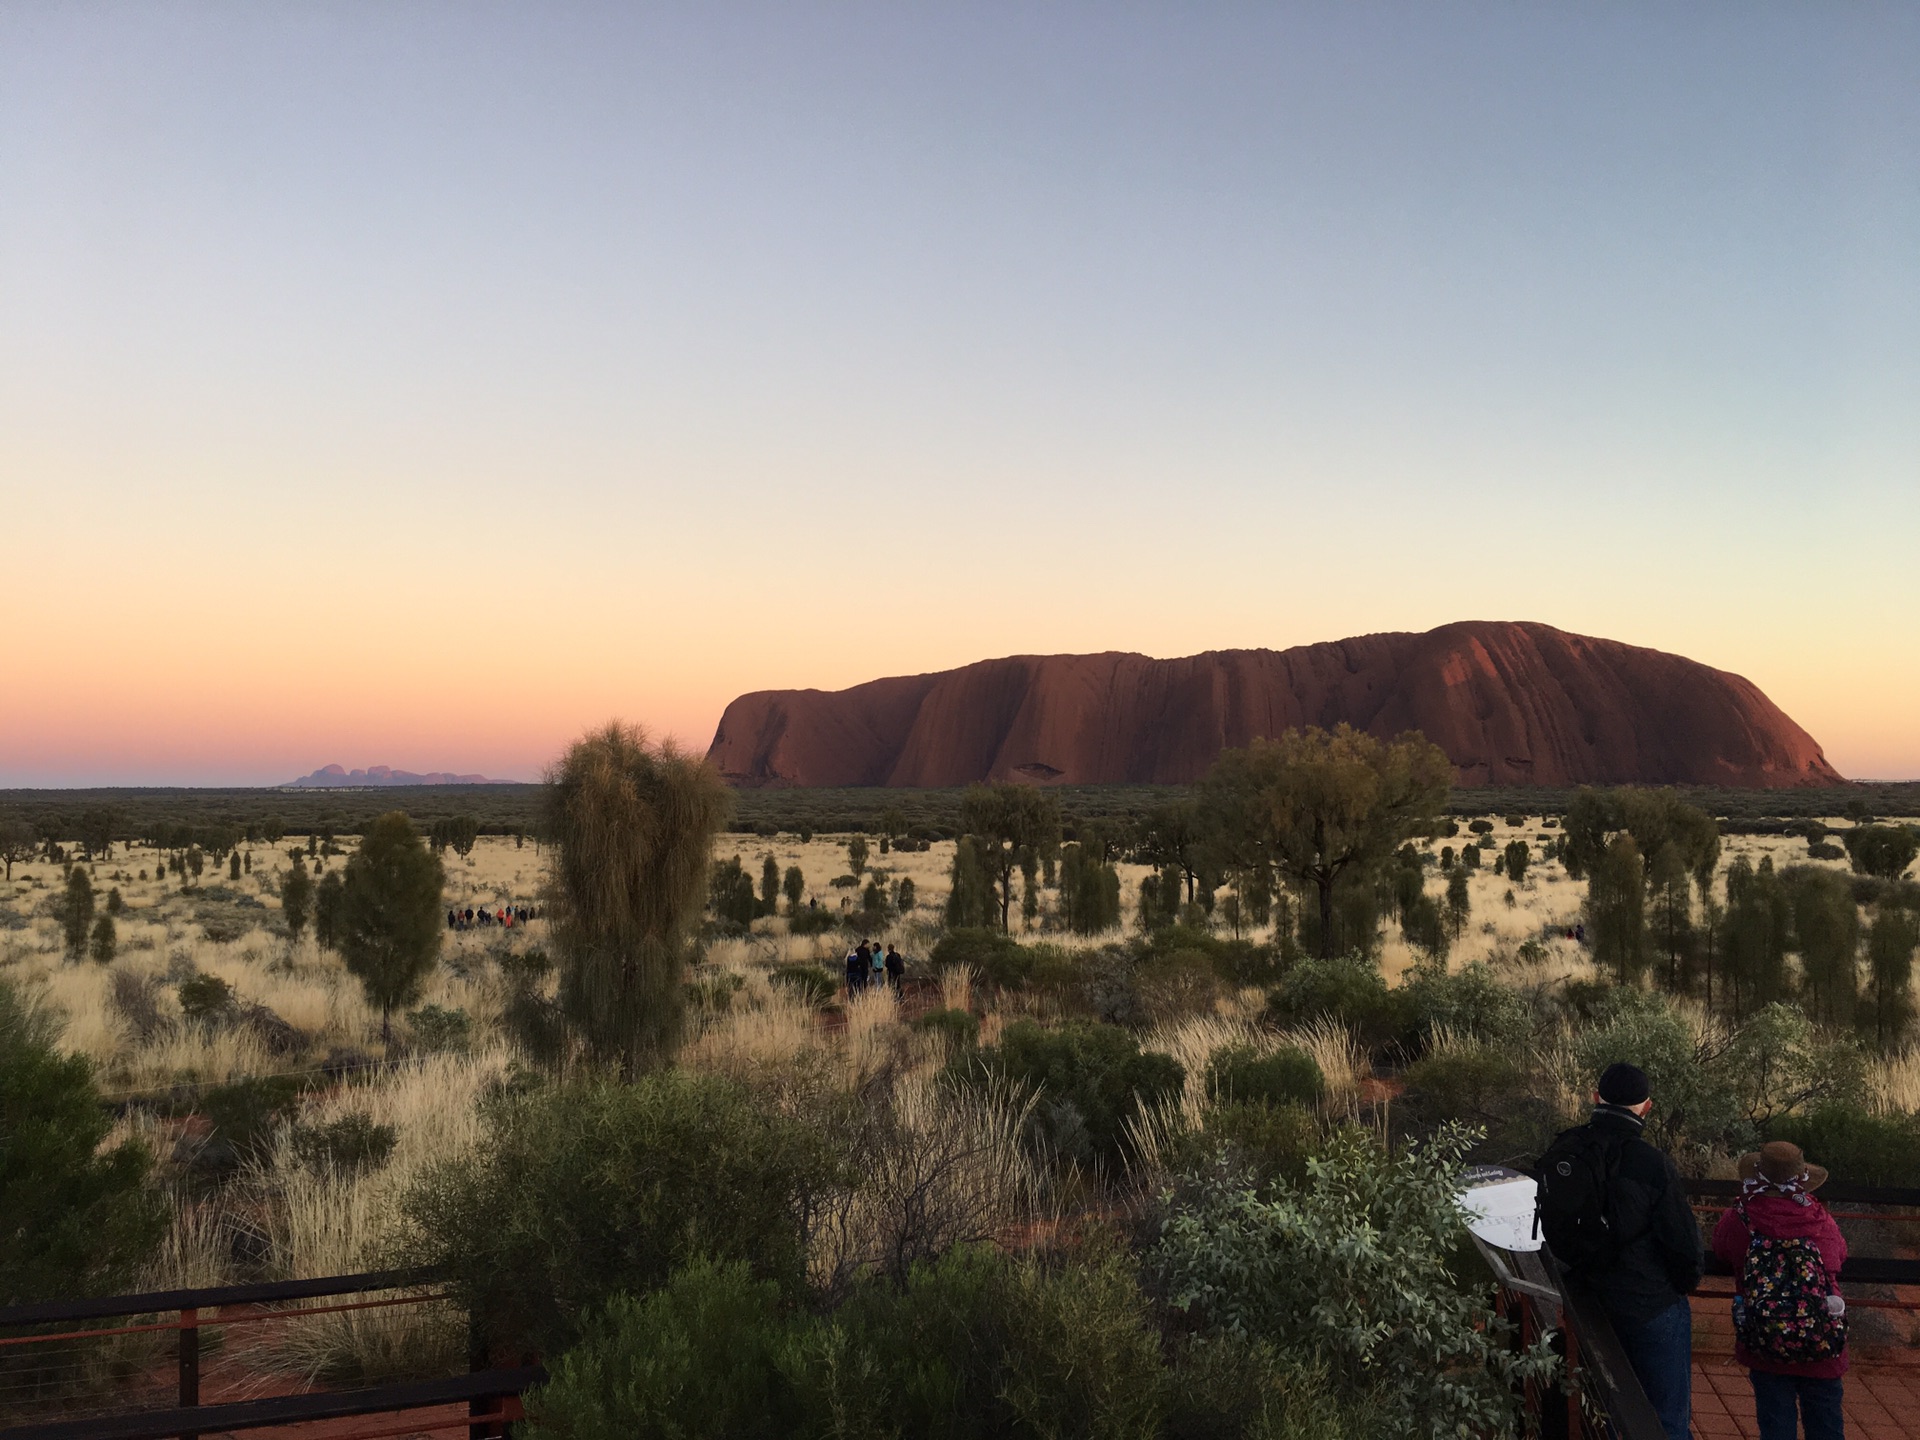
[1751,1371,1844,1440]
[1613,1298,1692,1440]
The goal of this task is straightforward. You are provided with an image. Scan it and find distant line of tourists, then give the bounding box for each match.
[447,904,539,932]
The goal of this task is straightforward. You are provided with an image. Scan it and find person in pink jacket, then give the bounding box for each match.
[1712,1141,1848,1440]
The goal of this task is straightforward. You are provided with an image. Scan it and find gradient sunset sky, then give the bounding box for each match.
[3,4,1916,786]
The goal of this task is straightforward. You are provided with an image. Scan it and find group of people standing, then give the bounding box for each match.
[1541,1062,1851,1440]
[845,940,904,994]
[446,904,539,932]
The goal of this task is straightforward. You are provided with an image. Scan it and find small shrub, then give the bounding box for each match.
[1468,819,1494,835]
[930,928,1031,989]
[769,963,838,1007]
[402,1072,834,1353]
[293,1112,398,1175]
[1398,961,1530,1051]
[911,1006,981,1050]
[1205,1044,1325,1108]
[1194,1101,1321,1190]
[954,1019,1183,1173]
[407,1004,472,1052]
[787,908,839,936]
[1263,955,1404,1051]
[196,1074,304,1173]
[176,973,235,1023]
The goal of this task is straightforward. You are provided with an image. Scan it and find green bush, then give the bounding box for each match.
[931,927,1032,988]
[769,963,838,1007]
[0,978,165,1304]
[1205,1044,1325,1108]
[1194,1102,1321,1190]
[1767,1103,1920,1188]
[788,907,839,936]
[1163,1334,1369,1440]
[1154,1125,1555,1440]
[912,1006,981,1050]
[525,1245,1168,1440]
[197,1074,304,1173]
[406,1003,471,1052]
[524,1258,798,1440]
[176,972,235,1022]
[953,1019,1183,1174]
[1398,961,1530,1051]
[1569,989,1748,1157]
[1263,954,1405,1051]
[403,1072,836,1353]
[292,1112,397,1175]
[1141,926,1282,987]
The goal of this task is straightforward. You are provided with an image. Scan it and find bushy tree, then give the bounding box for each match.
[0,817,33,881]
[89,912,117,964]
[1844,824,1919,881]
[1864,903,1918,1051]
[1058,840,1122,935]
[1786,866,1860,1028]
[282,856,314,942]
[1724,857,1791,1017]
[1200,725,1451,960]
[959,785,1062,932]
[759,854,780,917]
[1585,834,1647,984]
[545,723,730,1077]
[1503,839,1529,884]
[62,866,95,957]
[314,870,344,949]
[945,836,999,930]
[709,856,760,929]
[0,978,165,1303]
[337,812,445,1045]
[782,865,805,915]
[847,835,870,879]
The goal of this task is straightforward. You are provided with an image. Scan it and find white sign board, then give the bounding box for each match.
[1458,1166,1542,1252]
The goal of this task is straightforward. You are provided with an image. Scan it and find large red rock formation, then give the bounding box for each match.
[706,621,1842,790]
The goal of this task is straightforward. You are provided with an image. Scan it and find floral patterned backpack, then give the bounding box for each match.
[1732,1198,1846,1365]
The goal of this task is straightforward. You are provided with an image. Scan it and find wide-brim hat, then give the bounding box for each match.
[1737,1140,1829,1191]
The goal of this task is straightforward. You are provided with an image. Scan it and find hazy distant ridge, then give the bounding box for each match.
[285,764,507,788]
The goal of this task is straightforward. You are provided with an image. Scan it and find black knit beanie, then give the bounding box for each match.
[1597,1062,1651,1106]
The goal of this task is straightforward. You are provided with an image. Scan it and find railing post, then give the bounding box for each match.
[177,1306,200,1440]
[468,1307,491,1440]
[1561,1313,1581,1438]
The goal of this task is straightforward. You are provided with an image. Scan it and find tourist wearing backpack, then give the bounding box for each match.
[1711,1141,1847,1440]
[1534,1062,1703,1440]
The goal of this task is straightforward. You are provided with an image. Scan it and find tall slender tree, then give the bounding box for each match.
[544,723,729,1077]
[337,813,445,1046]
[1586,835,1648,985]
[63,868,95,958]
[1864,903,1918,1051]
[282,857,313,943]
[1786,866,1860,1028]
[958,784,1062,932]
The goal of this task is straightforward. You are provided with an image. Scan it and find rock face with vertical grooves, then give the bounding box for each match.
[706,621,1842,789]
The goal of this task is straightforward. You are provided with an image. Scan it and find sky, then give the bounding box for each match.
[2,3,1917,786]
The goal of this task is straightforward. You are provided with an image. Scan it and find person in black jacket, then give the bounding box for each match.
[1573,1062,1705,1440]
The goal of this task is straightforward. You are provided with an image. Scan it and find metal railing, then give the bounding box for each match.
[0,1269,543,1440]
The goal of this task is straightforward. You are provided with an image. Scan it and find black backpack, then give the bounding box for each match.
[1533,1124,1632,1273]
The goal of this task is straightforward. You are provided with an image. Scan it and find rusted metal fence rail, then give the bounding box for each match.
[0,1269,542,1440]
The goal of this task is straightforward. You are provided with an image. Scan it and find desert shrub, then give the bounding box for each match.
[788,907,839,936]
[176,972,235,1023]
[954,1020,1183,1174]
[1141,925,1281,987]
[1191,1102,1322,1190]
[1163,1334,1368,1440]
[526,1245,1167,1440]
[1398,961,1530,1052]
[403,1071,835,1353]
[1263,954,1405,1052]
[1569,989,1747,1157]
[912,1006,981,1051]
[1136,947,1221,1022]
[107,968,174,1043]
[1154,1125,1555,1440]
[406,1004,472,1052]
[1468,819,1494,835]
[195,1074,304,1174]
[1205,1044,1325,1108]
[930,928,1077,992]
[770,963,838,1007]
[524,1258,798,1440]
[1712,1002,1866,1127]
[1807,841,1846,862]
[292,1112,397,1175]
[1767,1103,1920,1188]
[0,978,165,1304]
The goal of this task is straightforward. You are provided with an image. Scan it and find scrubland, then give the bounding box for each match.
[3,812,1915,1432]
